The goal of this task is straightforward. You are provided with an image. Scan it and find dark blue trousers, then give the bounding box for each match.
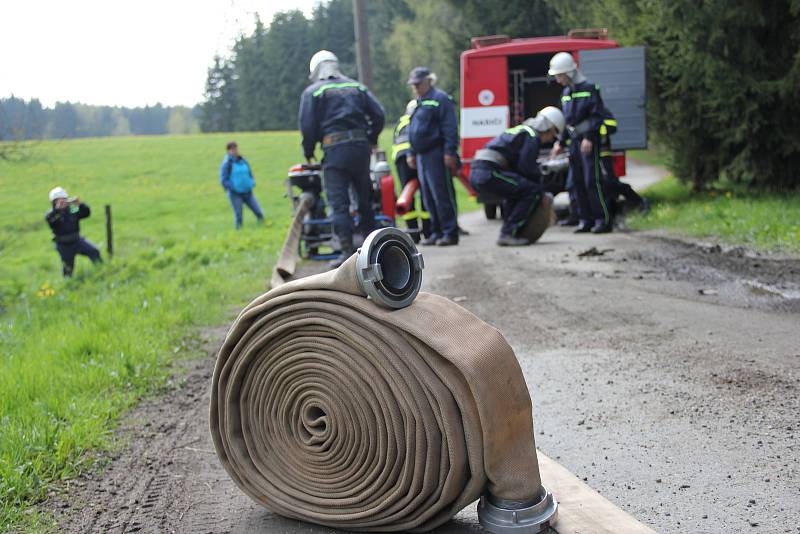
[570,137,611,226]
[56,237,101,277]
[323,142,375,247]
[470,162,542,236]
[416,146,457,240]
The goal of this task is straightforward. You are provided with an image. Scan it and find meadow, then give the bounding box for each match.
[0,130,477,531]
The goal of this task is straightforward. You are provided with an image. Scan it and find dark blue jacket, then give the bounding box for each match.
[298,76,385,159]
[485,124,542,180]
[46,203,90,242]
[558,80,605,145]
[219,155,253,191]
[408,87,459,155]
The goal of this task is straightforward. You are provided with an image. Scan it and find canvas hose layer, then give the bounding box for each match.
[270,192,315,289]
[210,238,554,532]
[519,193,555,244]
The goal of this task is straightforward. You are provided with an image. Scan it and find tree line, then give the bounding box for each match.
[199,0,563,132]
[202,0,799,189]
[0,97,200,141]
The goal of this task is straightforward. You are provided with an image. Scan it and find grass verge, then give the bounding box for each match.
[629,176,800,254]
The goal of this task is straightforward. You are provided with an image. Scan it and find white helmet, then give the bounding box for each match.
[524,106,565,134]
[309,50,338,75]
[538,106,565,134]
[548,52,577,76]
[49,186,68,202]
[405,99,417,115]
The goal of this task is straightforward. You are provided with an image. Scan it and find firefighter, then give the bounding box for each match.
[469,107,565,246]
[299,50,386,268]
[392,99,431,243]
[598,109,651,218]
[405,67,460,246]
[549,52,613,234]
[45,187,102,277]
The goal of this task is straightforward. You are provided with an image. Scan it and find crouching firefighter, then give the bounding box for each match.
[299,50,386,268]
[470,106,565,246]
[549,51,613,233]
[45,187,102,277]
[392,99,431,243]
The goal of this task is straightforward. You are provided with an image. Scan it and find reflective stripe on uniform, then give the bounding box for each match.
[599,125,607,136]
[394,115,410,136]
[402,210,430,221]
[391,141,411,161]
[420,99,439,107]
[505,124,536,137]
[492,171,518,186]
[561,95,571,103]
[604,119,617,127]
[312,82,366,97]
[571,91,592,98]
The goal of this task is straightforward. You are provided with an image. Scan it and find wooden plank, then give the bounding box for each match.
[538,451,658,534]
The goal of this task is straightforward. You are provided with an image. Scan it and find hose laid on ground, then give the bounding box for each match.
[270,192,314,289]
[210,229,556,532]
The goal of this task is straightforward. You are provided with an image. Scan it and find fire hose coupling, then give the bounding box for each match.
[355,227,424,309]
[478,487,558,533]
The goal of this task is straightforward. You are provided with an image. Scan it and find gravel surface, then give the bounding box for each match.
[48,163,800,534]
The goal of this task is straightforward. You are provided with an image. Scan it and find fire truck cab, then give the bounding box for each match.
[459,30,647,218]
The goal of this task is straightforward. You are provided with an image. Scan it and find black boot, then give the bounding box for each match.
[590,222,613,234]
[497,234,531,246]
[574,222,592,233]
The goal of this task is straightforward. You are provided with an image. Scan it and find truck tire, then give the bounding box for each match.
[484,203,498,220]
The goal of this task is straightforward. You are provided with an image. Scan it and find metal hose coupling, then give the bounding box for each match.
[478,487,558,533]
[355,227,424,309]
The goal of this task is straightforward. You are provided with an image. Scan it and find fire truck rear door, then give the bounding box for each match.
[579,46,647,150]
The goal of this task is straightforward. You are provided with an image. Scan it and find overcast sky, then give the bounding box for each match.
[1,0,319,108]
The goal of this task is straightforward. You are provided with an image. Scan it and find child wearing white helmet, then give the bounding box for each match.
[45,187,102,277]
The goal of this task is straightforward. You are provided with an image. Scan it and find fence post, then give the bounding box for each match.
[105,204,113,257]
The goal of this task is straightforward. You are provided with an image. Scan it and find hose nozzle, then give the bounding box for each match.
[478,488,558,533]
[355,227,424,309]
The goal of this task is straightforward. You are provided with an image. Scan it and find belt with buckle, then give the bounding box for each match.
[322,129,367,147]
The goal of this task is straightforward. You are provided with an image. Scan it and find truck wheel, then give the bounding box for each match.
[484,203,498,220]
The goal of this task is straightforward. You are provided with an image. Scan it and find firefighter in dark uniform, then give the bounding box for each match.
[405,67,460,246]
[299,50,385,268]
[598,108,650,218]
[549,52,613,233]
[45,187,102,277]
[469,107,565,246]
[392,99,431,243]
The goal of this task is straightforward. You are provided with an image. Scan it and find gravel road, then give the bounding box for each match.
[49,163,800,534]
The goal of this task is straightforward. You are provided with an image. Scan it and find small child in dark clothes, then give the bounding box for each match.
[45,186,102,277]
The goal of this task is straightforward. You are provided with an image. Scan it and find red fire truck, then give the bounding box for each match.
[459,30,647,218]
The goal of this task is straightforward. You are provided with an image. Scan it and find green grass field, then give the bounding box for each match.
[0,130,476,531]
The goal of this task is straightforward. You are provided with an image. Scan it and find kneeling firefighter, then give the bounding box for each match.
[469,106,565,246]
[549,51,613,234]
[298,50,386,268]
[392,99,431,243]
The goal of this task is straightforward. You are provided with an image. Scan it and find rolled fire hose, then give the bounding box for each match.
[270,192,315,289]
[211,227,557,532]
[519,193,556,245]
[395,178,419,216]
